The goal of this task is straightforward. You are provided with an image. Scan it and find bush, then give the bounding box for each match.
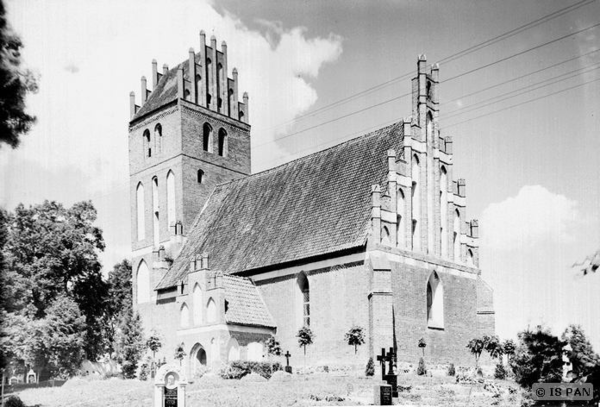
[447,363,456,376]
[220,361,282,380]
[494,363,507,380]
[139,362,150,381]
[365,357,375,376]
[5,396,25,407]
[417,357,427,376]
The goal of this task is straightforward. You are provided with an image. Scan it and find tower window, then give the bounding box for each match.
[203,123,213,153]
[397,188,405,248]
[184,89,191,101]
[136,182,145,240]
[197,169,204,184]
[297,272,310,327]
[218,128,227,157]
[195,74,201,101]
[143,129,151,158]
[440,166,448,257]
[154,124,162,154]
[152,177,159,248]
[166,170,176,228]
[180,303,190,328]
[136,260,150,304]
[454,209,461,261]
[411,155,420,251]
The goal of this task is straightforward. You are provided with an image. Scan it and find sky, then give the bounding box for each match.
[1,0,599,348]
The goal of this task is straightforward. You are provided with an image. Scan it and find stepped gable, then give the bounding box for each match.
[157,122,403,289]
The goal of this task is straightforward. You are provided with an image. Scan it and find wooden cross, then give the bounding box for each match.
[376,348,388,376]
[284,351,292,367]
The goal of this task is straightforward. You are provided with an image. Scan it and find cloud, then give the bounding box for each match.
[480,185,581,251]
[1,0,343,271]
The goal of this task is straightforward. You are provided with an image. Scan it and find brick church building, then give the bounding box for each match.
[128,31,495,377]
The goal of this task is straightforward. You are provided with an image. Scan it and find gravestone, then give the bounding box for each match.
[373,383,393,405]
[26,369,36,384]
[377,347,398,398]
[284,350,292,374]
[154,364,187,407]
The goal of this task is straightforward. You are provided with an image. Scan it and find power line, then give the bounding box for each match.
[444,76,600,129]
[442,47,600,105]
[441,62,600,119]
[263,0,596,133]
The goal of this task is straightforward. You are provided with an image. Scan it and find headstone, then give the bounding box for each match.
[373,384,393,405]
[26,369,36,384]
[154,364,187,407]
[284,350,292,374]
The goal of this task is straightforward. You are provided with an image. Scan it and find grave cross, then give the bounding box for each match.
[387,347,396,376]
[376,348,388,376]
[284,351,292,367]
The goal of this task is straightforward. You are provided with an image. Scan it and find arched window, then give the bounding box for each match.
[381,226,390,245]
[184,89,191,101]
[247,342,263,361]
[454,209,461,262]
[195,74,201,101]
[197,169,204,184]
[217,63,223,111]
[440,166,448,257]
[143,129,151,158]
[202,123,213,152]
[136,260,150,304]
[152,177,159,248]
[227,338,240,362]
[239,111,245,123]
[467,249,474,267]
[397,188,405,248]
[297,272,310,328]
[166,171,176,228]
[427,271,444,329]
[193,283,202,325]
[411,155,421,251]
[207,298,217,323]
[426,111,434,142]
[218,128,227,157]
[206,58,212,107]
[154,124,162,154]
[228,88,234,117]
[180,303,190,328]
[136,182,145,240]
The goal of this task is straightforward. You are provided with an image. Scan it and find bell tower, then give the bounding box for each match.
[128,31,251,310]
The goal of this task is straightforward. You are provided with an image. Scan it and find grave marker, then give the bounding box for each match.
[154,364,187,407]
[284,350,292,374]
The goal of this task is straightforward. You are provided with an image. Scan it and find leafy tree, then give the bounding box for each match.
[117,303,145,379]
[417,357,427,376]
[509,326,565,389]
[146,332,162,360]
[0,0,38,149]
[0,209,9,371]
[502,339,516,359]
[2,201,107,360]
[297,326,314,374]
[485,335,504,360]
[562,324,599,379]
[174,343,187,367]
[466,337,486,368]
[345,326,365,354]
[265,335,282,357]
[418,337,427,357]
[102,260,132,355]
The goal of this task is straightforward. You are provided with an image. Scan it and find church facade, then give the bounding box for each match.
[128,31,495,377]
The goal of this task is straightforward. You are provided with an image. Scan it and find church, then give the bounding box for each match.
[128,31,495,377]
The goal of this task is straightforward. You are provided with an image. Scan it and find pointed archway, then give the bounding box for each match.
[190,343,207,377]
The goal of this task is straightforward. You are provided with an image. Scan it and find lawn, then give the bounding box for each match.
[17,372,522,406]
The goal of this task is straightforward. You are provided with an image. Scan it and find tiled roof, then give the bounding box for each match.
[223,275,276,328]
[157,122,403,289]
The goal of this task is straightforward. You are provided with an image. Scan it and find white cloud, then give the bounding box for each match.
[480,185,581,251]
[0,0,343,270]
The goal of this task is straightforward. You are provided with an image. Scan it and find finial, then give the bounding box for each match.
[222,40,227,46]
[432,63,439,70]
[233,67,238,73]
[418,54,427,61]
[211,35,216,41]
[189,47,194,53]
[152,58,157,63]
[243,92,248,98]
[129,91,135,96]
[200,29,205,35]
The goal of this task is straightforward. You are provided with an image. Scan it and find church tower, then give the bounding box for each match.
[128,31,251,310]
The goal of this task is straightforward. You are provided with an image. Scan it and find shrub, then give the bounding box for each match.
[417,357,427,376]
[139,362,150,381]
[5,396,25,407]
[447,363,456,376]
[494,363,507,380]
[220,361,282,380]
[365,357,375,376]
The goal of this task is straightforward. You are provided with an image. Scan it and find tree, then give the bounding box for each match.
[485,335,504,360]
[146,331,162,378]
[2,201,107,360]
[0,0,37,149]
[509,326,565,389]
[0,209,9,371]
[502,339,516,360]
[297,326,314,373]
[116,303,145,379]
[345,326,365,355]
[365,357,375,376]
[102,260,132,355]
[562,324,599,379]
[265,335,282,357]
[174,343,187,367]
[466,337,486,368]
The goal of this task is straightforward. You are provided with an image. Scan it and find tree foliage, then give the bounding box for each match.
[365,357,375,377]
[509,326,565,389]
[297,326,314,356]
[2,200,107,360]
[485,335,504,360]
[102,260,132,355]
[466,337,486,367]
[174,343,187,367]
[0,0,37,149]
[562,324,599,379]
[265,335,282,357]
[116,303,145,379]
[345,326,365,354]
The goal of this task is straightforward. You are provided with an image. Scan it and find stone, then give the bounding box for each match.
[154,364,187,407]
[374,384,393,406]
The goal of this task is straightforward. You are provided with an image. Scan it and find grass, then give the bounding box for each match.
[17,371,522,406]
